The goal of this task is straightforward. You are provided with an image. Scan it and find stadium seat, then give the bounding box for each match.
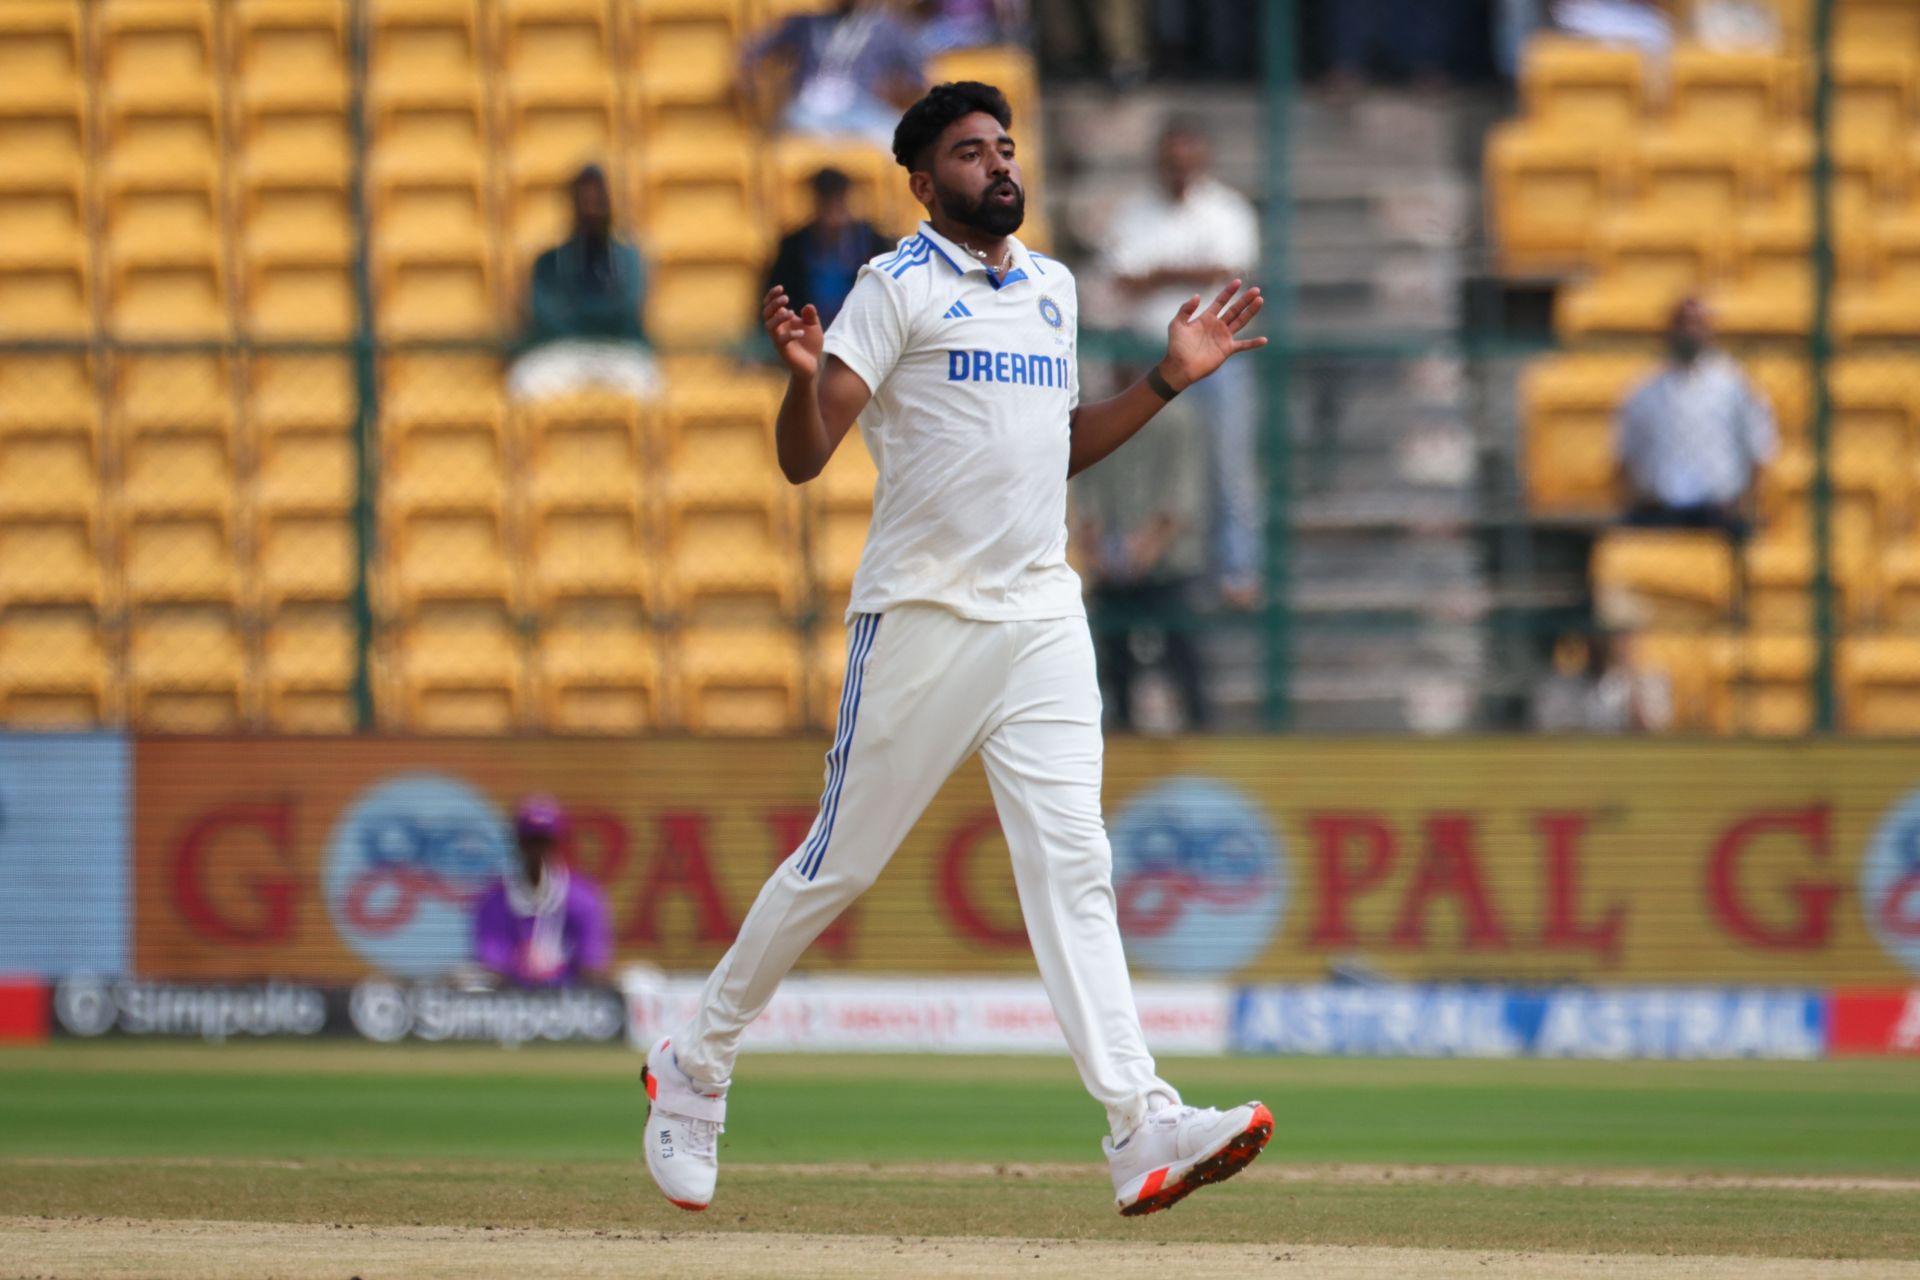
[250,354,354,432]
[661,380,781,481]
[368,0,489,177]
[537,605,660,732]
[1762,437,1907,549]
[382,400,509,515]
[1879,544,1920,630]
[386,507,514,608]
[1519,353,1654,516]
[128,603,248,731]
[263,602,358,732]
[525,392,649,513]
[1592,529,1738,630]
[810,432,875,595]
[0,510,102,608]
[393,600,524,732]
[260,420,355,516]
[646,245,764,349]
[1484,124,1618,273]
[1842,636,1920,734]
[0,1,88,188]
[1831,49,1916,147]
[1556,216,1729,338]
[1743,353,1810,441]
[530,502,652,605]
[0,606,110,726]
[1835,216,1920,340]
[1743,530,1876,631]
[258,510,355,608]
[1628,630,1732,733]
[1711,632,1815,737]
[672,623,804,733]
[1836,0,1920,52]
[0,168,90,294]
[1667,45,1793,138]
[1521,38,1648,135]
[1626,128,1757,228]
[503,76,620,187]
[663,485,798,621]
[629,0,746,138]
[642,137,763,249]
[102,168,230,338]
[98,7,224,179]
[240,170,356,339]
[0,353,97,441]
[122,507,242,607]
[1756,128,1896,234]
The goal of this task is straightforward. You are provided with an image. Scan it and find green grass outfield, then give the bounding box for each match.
[2,1043,1919,1260]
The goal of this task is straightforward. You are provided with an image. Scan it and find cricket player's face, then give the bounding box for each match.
[928,112,1024,238]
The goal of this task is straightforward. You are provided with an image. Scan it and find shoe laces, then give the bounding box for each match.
[679,1115,722,1159]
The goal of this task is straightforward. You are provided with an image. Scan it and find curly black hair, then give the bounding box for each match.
[891,81,1012,172]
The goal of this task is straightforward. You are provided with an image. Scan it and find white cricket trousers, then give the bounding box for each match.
[674,604,1178,1140]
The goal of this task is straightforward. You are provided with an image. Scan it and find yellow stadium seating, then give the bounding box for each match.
[1521,37,1648,135]
[1836,0,1920,51]
[1743,353,1809,440]
[630,0,746,137]
[258,508,355,608]
[1592,528,1738,630]
[393,600,524,732]
[538,605,660,732]
[1843,636,1920,734]
[128,603,248,730]
[263,602,358,732]
[1743,530,1877,631]
[525,390,650,505]
[1880,544,1920,630]
[0,353,97,440]
[1668,45,1793,138]
[672,623,803,734]
[1628,128,1758,227]
[387,507,514,608]
[0,511,102,609]
[1627,630,1731,733]
[1763,436,1908,549]
[1519,352,1655,515]
[0,1,87,191]
[1557,216,1729,338]
[1830,49,1916,147]
[0,606,111,727]
[1708,633,1816,737]
[1835,216,1920,339]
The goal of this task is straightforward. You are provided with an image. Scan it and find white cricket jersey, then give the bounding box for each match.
[821,220,1084,623]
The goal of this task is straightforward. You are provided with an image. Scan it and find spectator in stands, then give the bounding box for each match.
[740,0,926,148]
[1074,391,1211,732]
[1531,631,1672,733]
[765,168,893,330]
[508,165,661,404]
[1614,298,1776,539]
[911,0,1016,57]
[1551,0,1673,55]
[473,796,613,988]
[1105,119,1263,609]
[1321,0,1469,90]
[1035,0,1148,88]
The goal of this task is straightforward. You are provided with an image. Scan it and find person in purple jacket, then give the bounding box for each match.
[472,796,613,987]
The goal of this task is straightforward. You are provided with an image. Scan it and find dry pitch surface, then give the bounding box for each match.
[4,1045,1918,1279]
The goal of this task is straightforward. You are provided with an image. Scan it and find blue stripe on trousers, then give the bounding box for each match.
[798,613,880,880]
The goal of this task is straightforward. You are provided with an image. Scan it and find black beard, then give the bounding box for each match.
[938,180,1025,238]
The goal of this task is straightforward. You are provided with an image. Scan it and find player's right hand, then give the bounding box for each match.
[764,286,824,380]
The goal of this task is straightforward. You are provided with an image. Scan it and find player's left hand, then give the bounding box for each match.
[1162,280,1266,391]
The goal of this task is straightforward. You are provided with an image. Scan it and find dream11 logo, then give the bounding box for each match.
[1108,777,1285,978]
[323,774,513,977]
[1862,788,1920,977]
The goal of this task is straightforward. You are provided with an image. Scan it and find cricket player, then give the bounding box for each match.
[642,81,1272,1217]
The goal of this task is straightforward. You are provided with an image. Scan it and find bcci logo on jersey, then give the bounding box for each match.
[324,774,512,977]
[1109,777,1285,978]
[1863,787,1920,976]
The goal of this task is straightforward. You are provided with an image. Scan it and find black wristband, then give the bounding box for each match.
[1146,366,1181,401]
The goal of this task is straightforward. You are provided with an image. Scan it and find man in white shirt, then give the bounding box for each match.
[1106,120,1264,607]
[1615,298,1776,538]
[640,81,1273,1220]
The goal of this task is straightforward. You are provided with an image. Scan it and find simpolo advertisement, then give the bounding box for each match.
[128,737,1920,986]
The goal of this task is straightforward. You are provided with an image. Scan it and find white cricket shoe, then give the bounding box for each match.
[1105,1100,1273,1216]
[640,1037,728,1211]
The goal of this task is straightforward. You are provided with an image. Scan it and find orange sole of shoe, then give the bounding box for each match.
[1119,1103,1274,1218]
